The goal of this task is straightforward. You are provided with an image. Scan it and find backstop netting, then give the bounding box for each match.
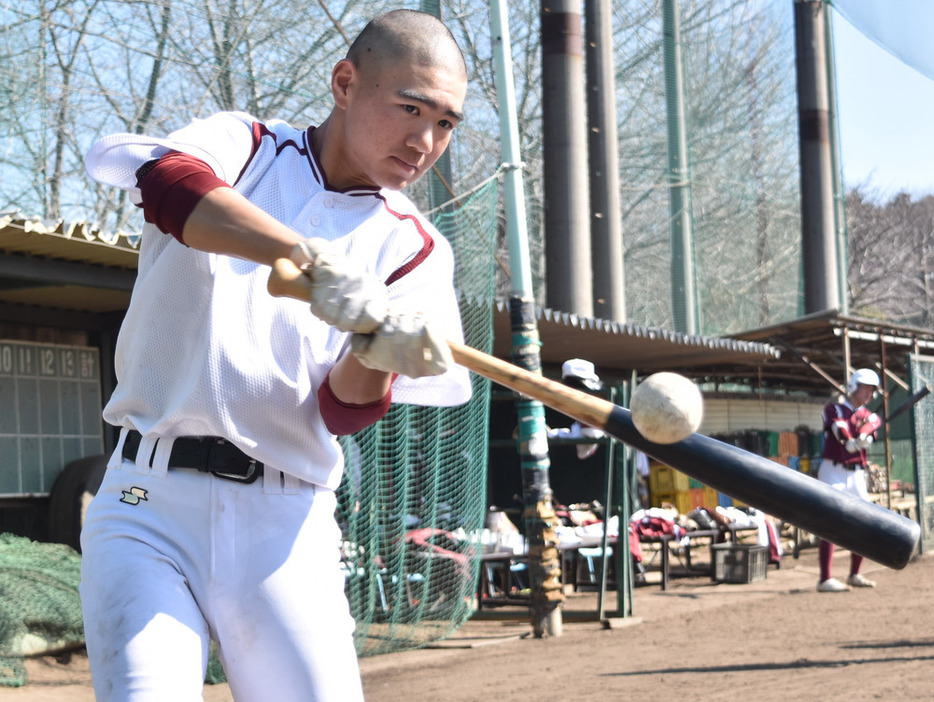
[909,355,934,552]
[337,179,499,656]
[0,535,85,687]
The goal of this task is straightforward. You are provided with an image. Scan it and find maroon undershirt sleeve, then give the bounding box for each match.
[317,372,394,436]
[136,151,231,244]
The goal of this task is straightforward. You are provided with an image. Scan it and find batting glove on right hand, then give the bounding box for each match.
[350,311,452,379]
[290,240,388,334]
[856,434,873,450]
[845,438,859,453]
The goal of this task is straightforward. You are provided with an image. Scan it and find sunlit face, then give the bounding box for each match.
[851,383,876,406]
[332,58,466,191]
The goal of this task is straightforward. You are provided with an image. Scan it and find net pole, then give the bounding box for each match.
[490,0,564,638]
[662,0,698,335]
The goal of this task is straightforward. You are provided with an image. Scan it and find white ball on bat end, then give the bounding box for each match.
[630,372,703,444]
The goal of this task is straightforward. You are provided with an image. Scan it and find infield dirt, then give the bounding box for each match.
[10,543,934,701]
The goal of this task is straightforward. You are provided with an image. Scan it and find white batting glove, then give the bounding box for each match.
[350,312,452,379]
[845,438,859,453]
[290,240,388,334]
[856,434,874,450]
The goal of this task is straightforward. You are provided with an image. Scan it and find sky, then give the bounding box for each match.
[832,13,934,201]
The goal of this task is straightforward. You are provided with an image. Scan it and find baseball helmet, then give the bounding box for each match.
[847,368,880,394]
[561,358,603,392]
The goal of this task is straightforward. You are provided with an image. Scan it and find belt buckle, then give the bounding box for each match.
[211,463,260,484]
[207,439,261,484]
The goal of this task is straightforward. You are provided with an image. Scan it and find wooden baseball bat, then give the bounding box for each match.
[268,258,920,570]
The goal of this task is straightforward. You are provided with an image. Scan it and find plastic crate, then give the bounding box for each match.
[651,490,691,515]
[711,543,768,583]
[649,464,690,494]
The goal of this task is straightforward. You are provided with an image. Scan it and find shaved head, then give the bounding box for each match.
[319,9,468,191]
[346,10,467,82]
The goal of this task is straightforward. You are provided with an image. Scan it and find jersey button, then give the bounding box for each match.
[310,215,320,227]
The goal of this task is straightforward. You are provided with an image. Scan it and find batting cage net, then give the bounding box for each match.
[909,355,934,553]
[337,178,499,656]
[0,535,85,686]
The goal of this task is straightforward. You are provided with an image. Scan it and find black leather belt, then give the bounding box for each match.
[122,429,263,483]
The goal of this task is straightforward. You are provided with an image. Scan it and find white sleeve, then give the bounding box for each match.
[384,232,472,407]
[84,111,258,202]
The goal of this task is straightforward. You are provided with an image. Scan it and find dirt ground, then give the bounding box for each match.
[9,544,934,701]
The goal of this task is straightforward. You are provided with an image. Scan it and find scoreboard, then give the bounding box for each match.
[0,340,104,497]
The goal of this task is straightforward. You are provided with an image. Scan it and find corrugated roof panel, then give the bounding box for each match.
[492,300,780,377]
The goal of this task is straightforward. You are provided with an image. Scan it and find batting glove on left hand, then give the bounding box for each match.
[350,312,452,379]
[290,240,388,334]
[856,434,874,450]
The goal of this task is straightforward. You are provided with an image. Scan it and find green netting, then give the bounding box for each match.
[909,355,934,552]
[337,177,499,656]
[0,534,84,687]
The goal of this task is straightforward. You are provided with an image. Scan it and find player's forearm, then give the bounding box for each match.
[182,187,300,265]
[327,352,394,404]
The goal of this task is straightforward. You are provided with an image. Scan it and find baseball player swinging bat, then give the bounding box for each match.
[268,258,920,571]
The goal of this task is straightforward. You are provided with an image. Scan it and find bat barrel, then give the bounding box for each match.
[607,406,919,570]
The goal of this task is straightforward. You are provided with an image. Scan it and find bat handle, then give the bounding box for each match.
[268,257,313,301]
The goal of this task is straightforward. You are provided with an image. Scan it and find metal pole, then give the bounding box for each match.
[585,0,626,322]
[662,0,698,334]
[596,388,616,620]
[616,373,636,618]
[794,0,840,313]
[823,4,848,314]
[542,0,593,317]
[491,0,564,638]
[880,338,891,510]
[420,0,455,215]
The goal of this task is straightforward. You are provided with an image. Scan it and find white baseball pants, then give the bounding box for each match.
[80,459,364,702]
[817,458,869,501]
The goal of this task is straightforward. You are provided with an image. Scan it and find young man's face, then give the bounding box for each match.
[333,58,466,191]
[851,383,876,406]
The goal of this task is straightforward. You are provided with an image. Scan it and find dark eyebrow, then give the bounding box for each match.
[397,88,464,123]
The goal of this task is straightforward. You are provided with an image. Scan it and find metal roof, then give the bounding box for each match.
[491,302,781,383]
[0,216,138,314]
[727,309,934,395]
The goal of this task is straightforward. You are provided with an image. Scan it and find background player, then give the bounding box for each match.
[79,10,470,701]
[816,368,883,592]
[547,358,606,459]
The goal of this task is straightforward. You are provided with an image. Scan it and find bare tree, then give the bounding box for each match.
[614,0,800,334]
[847,189,934,328]
[0,0,829,336]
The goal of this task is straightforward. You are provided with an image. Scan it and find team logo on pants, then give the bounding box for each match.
[120,487,148,505]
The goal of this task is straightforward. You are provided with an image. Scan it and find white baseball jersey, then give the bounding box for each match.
[85,111,472,489]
